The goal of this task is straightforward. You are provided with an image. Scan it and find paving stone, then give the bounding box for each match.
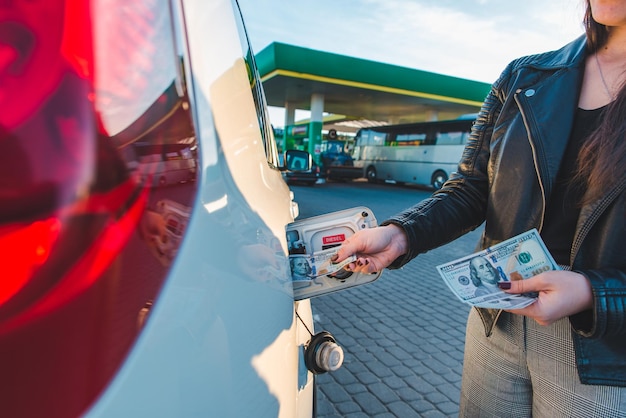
[353,351,377,363]
[309,227,484,417]
[320,382,352,403]
[436,381,462,402]
[330,367,358,385]
[437,400,460,416]
[420,410,449,418]
[343,413,370,418]
[343,359,368,374]
[404,375,437,394]
[369,381,401,404]
[344,382,368,395]
[395,387,423,402]
[366,360,396,378]
[355,371,380,385]
[389,363,415,378]
[353,392,388,415]
[373,351,403,367]
[386,401,423,418]
[335,401,361,415]
[432,351,464,367]
[381,375,406,390]
[386,345,413,361]
[423,358,453,375]
[315,396,336,416]
[373,337,396,347]
[408,399,436,414]
[402,357,425,369]
[372,413,396,418]
[424,390,450,405]
[417,371,447,386]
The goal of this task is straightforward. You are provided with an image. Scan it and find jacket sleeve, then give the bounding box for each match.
[381,63,515,269]
[571,267,626,338]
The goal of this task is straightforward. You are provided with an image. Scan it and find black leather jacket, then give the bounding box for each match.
[384,35,626,386]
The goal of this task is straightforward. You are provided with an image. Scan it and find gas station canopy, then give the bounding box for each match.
[255,42,492,128]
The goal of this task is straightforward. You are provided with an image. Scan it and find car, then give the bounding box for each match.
[282,150,321,186]
[319,139,363,181]
[0,1,380,417]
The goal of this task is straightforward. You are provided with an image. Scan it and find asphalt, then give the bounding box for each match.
[311,227,484,418]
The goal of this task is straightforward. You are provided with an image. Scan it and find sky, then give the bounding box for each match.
[238,0,586,126]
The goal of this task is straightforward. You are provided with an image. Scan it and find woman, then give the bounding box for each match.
[333,0,626,415]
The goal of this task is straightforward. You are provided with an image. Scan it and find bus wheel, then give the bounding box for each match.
[431,170,447,189]
[366,167,378,184]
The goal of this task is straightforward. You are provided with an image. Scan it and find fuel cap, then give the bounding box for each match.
[304,331,344,374]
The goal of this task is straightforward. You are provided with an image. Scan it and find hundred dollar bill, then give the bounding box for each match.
[290,247,355,282]
[436,229,559,309]
[311,247,355,277]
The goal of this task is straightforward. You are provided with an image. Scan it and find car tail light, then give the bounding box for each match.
[0,218,61,307]
[0,1,199,417]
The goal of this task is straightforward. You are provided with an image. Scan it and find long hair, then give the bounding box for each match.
[576,1,626,204]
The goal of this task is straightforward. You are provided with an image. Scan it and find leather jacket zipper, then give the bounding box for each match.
[514,88,548,232]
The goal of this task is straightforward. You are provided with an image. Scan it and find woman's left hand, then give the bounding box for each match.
[500,270,593,326]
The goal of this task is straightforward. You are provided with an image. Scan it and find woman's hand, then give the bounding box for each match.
[332,224,408,274]
[500,270,593,325]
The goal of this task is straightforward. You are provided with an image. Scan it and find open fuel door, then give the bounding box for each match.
[287,207,383,300]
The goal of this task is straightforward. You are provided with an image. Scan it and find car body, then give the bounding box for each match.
[0,1,382,417]
[319,139,363,181]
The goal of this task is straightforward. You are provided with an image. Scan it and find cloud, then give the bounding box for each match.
[240,0,584,82]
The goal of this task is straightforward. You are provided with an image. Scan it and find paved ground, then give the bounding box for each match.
[311,227,484,418]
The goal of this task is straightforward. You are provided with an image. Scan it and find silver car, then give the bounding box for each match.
[0,1,380,417]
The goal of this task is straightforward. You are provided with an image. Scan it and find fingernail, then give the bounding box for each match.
[498,281,511,289]
[331,254,338,262]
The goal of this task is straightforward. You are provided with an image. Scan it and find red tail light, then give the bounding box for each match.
[0,0,198,416]
[0,219,61,306]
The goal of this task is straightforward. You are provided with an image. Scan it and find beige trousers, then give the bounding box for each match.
[459,309,626,418]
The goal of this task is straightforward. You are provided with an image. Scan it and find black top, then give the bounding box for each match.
[541,106,605,265]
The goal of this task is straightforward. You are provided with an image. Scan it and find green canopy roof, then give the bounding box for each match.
[256,42,491,124]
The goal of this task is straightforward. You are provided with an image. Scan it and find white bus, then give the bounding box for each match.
[133,141,197,187]
[353,117,475,189]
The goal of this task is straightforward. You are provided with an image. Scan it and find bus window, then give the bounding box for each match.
[435,130,468,145]
[396,133,426,146]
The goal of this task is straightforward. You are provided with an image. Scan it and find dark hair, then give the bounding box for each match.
[577,1,626,203]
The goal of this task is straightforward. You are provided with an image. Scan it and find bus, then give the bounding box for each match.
[352,117,475,189]
[132,141,197,187]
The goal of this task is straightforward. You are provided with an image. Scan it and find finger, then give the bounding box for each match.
[343,257,372,274]
[333,239,360,263]
[500,275,543,294]
[355,257,371,271]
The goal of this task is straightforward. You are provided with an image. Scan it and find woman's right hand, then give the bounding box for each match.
[332,224,408,273]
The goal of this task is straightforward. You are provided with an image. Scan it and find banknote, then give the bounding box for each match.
[311,247,356,277]
[436,229,559,309]
[290,247,356,282]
